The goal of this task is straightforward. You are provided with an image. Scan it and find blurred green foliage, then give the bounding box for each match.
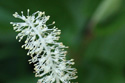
[0,0,125,83]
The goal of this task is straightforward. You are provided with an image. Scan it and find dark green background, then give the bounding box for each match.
[0,0,125,83]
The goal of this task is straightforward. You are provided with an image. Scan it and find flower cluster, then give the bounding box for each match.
[10,9,77,83]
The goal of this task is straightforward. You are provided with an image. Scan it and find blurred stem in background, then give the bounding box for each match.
[85,0,122,39]
[78,0,123,73]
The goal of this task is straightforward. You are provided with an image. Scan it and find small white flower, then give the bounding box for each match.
[10,9,77,83]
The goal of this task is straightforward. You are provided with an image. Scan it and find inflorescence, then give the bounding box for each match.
[10,9,77,83]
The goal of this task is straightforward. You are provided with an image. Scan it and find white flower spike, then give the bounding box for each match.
[10,9,77,83]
